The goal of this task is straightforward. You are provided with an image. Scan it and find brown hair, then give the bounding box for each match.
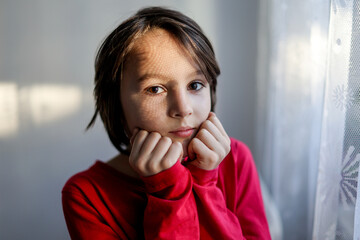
[87,6,220,154]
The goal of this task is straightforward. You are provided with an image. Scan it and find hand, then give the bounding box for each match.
[129,129,183,177]
[187,112,231,170]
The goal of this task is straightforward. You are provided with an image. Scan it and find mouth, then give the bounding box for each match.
[169,127,195,138]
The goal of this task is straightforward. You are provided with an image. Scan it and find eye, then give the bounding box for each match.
[188,81,204,91]
[146,86,165,94]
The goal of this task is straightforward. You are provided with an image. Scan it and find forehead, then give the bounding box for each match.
[131,29,196,63]
[124,28,201,76]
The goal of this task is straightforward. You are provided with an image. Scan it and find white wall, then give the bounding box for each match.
[0,1,259,239]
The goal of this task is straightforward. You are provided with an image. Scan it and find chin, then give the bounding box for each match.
[180,139,190,158]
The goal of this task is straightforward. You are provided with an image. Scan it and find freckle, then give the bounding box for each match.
[139,99,167,128]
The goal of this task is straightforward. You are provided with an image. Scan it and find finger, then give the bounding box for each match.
[196,128,226,158]
[130,128,140,145]
[130,130,149,159]
[161,142,183,169]
[149,137,173,161]
[138,132,162,156]
[189,138,217,165]
[208,112,228,138]
[208,111,216,118]
[130,132,162,175]
[199,119,223,143]
[188,136,214,159]
[208,114,231,148]
[200,119,230,152]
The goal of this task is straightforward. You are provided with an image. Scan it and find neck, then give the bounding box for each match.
[107,154,140,179]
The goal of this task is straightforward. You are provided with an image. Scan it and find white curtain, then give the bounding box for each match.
[256,0,360,239]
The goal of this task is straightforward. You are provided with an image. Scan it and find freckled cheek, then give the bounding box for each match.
[193,93,211,122]
[125,97,167,133]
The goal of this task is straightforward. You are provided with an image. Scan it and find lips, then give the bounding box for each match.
[169,127,195,138]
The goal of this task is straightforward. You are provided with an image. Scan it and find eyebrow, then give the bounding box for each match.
[136,70,204,83]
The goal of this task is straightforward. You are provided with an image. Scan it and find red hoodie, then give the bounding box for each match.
[62,138,271,239]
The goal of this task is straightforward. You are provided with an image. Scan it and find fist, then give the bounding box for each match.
[129,129,183,177]
[188,112,231,170]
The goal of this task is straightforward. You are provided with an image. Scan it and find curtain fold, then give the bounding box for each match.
[313,1,359,239]
[256,0,359,239]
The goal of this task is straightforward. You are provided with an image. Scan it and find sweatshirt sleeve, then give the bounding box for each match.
[185,139,271,240]
[186,164,245,240]
[141,161,200,239]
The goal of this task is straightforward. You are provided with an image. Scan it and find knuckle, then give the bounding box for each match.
[136,154,145,163]
[207,118,215,125]
[208,115,216,123]
[128,158,135,169]
[150,131,161,139]
[208,151,217,162]
[174,141,183,151]
[198,128,208,138]
[162,136,172,145]
[206,120,215,130]
[224,140,231,152]
[160,159,172,170]
[220,148,227,159]
[170,141,178,147]
[193,137,201,144]
[191,138,201,148]
[139,129,147,135]
[133,160,145,173]
[138,130,148,138]
[226,144,231,154]
[146,161,158,174]
[202,120,211,128]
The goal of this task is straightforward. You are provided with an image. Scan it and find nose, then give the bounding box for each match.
[168,90,193,118]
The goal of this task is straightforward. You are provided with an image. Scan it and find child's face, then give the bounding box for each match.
[121,29,211,157]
